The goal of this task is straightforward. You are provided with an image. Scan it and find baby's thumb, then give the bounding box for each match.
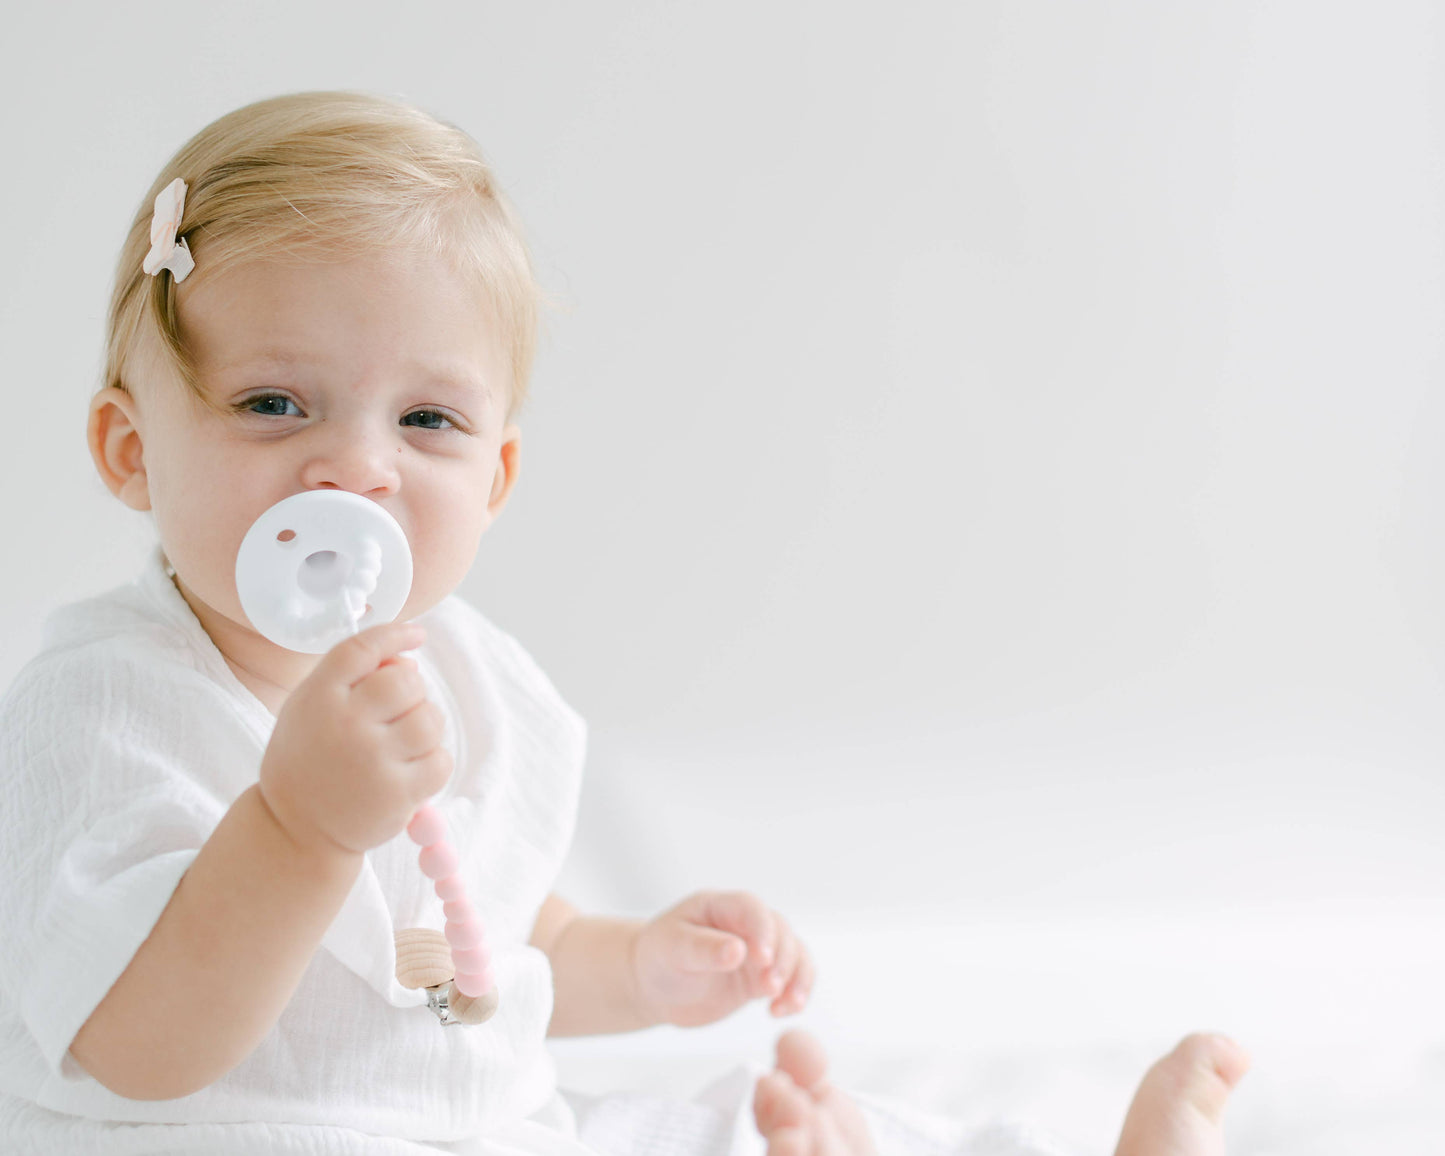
[326,620,427,687]
[679,925,748,972]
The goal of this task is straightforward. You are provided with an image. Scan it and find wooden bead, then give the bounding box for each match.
[447,982,500,1025]
[393,927,455,991]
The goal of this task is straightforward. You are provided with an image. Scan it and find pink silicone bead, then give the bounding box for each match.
[418,841,458,880]
[443,897,475,924]
[407,806,447,847]
[452,968,494,998]
[434,874,466,902]
[445,918,484,951]
[451,943,490,973]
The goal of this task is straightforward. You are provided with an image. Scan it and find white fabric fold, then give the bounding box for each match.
[0,541,586,1145]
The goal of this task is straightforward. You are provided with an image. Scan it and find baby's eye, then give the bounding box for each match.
[401,409,459,432]
[237,393,302,418]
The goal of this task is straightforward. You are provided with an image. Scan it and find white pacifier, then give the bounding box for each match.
[235,490,413,653]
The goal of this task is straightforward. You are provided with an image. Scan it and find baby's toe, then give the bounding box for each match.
[769,1124,813,1156]
[1157,1033,1251,1120]
[1115,1032,1251,1156]
[761,1031,877,1156]
[754,1071,812,1138]
[775,1028,830,1091]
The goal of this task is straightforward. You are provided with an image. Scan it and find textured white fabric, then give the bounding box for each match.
[0,542,1080,1156]
[562,1065,1078,1156]
[0,543,588,1151]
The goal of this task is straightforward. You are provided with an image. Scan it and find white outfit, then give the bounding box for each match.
[0,545,1073,1156]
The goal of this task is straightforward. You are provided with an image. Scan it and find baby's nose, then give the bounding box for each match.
[299,421,401,496]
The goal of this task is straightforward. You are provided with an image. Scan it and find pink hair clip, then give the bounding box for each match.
[142,177,195,283]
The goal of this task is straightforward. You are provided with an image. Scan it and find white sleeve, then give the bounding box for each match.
[0,649,233,1081]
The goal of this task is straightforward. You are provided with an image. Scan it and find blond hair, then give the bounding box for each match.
[104,90,540,417]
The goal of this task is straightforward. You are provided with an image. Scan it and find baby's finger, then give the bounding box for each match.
[325,620,427,688]
[764,916,800,998]
[405,745,454,801]
[679,925,748,972]
[387,697,446,760]
[353,657,426,722]
[695,891,777,970]
[773,942,815,1015]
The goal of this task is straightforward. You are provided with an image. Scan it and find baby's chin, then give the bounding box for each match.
[396,569,466,624]
[169,572,296,659]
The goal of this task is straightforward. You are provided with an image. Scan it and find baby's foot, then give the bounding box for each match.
[1114,1033,1251,1156]
[752,1029,877,1156]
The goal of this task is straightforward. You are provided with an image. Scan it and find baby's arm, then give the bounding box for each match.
[532,890,815,1037]
[69,785,362,1099]
[70,620,446,1100]
[530,893,651,1036]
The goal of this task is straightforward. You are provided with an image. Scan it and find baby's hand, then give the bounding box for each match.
[258,621,453,856]
[630,890,815,1028]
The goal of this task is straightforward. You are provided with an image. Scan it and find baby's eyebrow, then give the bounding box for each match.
[403,357,493,402]
[210,351,492,401]
[210,350,321,377]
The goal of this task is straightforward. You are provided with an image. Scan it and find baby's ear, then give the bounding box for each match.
[88,387,151,511]
[487,424,521,518]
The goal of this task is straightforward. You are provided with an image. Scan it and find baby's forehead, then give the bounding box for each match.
[178,254,511,396]
[181,249,496,318]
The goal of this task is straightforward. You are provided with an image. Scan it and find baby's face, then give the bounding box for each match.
[112,248,517,666]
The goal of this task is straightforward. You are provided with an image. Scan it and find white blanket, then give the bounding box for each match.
[550,914,1445,1156]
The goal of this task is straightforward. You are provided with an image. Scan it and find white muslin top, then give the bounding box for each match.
[0,543,596,1154]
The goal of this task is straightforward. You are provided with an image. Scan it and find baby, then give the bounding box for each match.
[0,90,1250,1156]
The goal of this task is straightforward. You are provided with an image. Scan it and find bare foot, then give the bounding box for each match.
[752,1029,877,1156]
[1114,1032,1251,1156]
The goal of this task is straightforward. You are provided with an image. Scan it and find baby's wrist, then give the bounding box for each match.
[546,914,658,1036]
[624,919,665,1029]
[250,783,362,868]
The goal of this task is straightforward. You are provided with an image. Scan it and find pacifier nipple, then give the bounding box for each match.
[235,491,413,654]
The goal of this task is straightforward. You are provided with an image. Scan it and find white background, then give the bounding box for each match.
[2,2,1443,1140]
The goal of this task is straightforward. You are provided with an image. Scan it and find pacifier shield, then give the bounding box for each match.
[235,490,413,654]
